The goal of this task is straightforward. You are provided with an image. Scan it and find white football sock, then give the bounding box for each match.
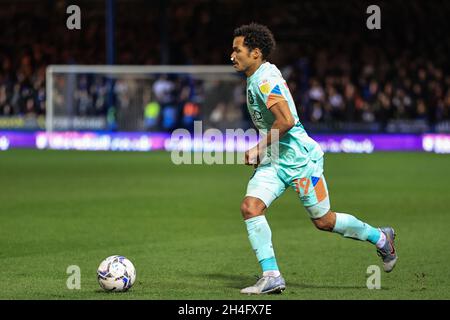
[263,270,281,277]
[375,231,387,249]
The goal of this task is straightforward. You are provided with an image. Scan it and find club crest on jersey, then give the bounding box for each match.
[259,80,270,95]
[247,89,255,104]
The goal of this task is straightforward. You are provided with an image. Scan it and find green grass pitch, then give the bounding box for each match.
[0,149,449,299]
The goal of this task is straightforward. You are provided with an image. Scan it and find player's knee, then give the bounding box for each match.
[313,219,333,231]
[240,201,264,220]
[312,210,335,231]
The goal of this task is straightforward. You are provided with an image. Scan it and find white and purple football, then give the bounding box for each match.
[97,255,136,292]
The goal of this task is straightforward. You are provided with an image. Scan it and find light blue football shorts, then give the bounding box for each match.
[245,157,330,219]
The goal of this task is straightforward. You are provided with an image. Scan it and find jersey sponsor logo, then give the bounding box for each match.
[247,89,255,104]
[252,110,263,121]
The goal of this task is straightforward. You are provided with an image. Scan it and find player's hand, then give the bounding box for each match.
[245,146,260,167]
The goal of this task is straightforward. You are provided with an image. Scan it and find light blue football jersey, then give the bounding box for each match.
[246,62,323,168]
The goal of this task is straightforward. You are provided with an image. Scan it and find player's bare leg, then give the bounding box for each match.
[240,196,286,294]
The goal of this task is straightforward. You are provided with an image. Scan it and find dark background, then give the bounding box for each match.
[0,0,449,132]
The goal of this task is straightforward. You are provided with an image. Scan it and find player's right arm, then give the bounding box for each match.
[245,100,295,165]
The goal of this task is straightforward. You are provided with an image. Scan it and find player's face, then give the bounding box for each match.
[231,36,254,73]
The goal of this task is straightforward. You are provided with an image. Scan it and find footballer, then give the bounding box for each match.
[230,23,398,294]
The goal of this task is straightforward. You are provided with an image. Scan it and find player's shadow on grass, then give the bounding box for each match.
[205,273,261,289]
[94,289,132,295]
[205,273,389,290]
[288,282,383,290]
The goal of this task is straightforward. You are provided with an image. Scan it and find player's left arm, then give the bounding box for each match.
[246,100,295,165]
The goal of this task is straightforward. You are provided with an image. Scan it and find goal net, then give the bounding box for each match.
[45,65,248,133]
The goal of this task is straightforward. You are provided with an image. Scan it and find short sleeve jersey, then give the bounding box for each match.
[246,62,324,168]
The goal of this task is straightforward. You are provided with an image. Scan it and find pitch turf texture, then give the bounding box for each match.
[1,149,449,300]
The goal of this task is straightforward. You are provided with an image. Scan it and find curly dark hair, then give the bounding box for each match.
[233,23,276,60]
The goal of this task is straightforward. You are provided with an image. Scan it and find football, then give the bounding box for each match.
[97,255,136,292]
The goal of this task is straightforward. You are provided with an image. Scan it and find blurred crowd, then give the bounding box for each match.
[284,46,450,130]
[0,0,449,131]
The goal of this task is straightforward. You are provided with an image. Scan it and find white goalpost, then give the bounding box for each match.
[45,65,243,133]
